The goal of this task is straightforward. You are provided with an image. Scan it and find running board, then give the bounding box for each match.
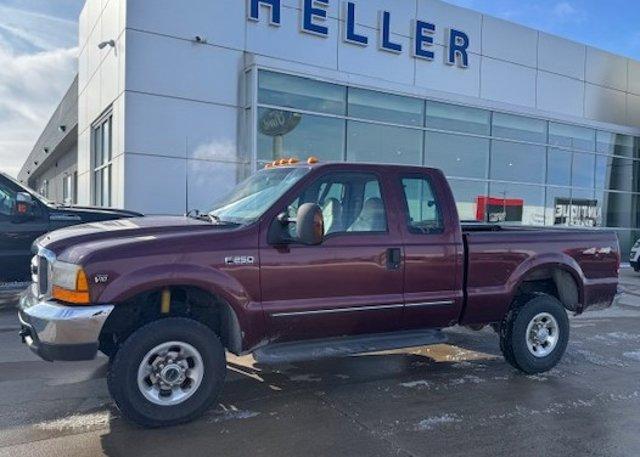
[254,329,447,364]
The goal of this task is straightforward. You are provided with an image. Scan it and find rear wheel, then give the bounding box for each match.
[499,293,569,374]
[107,317,226,427]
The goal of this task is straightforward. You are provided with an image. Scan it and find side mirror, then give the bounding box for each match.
[296,203,324,246]
[14,192,34,218]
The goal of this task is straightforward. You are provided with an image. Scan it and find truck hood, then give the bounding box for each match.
[36,216,236,255]
[49,205,143,219]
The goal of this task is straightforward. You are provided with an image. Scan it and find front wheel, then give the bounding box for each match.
[499,293,569,374]
[107,317,226,427]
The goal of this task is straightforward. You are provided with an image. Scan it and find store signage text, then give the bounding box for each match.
[248,0,470,68]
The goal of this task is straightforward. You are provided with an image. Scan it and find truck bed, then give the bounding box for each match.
[460,225,620,325]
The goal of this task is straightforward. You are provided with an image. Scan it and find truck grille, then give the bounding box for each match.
[38,257,49,295]
[31,253,52,297]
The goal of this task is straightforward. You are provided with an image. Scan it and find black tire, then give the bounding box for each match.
[107,317,226,428]
[499,293,569,374]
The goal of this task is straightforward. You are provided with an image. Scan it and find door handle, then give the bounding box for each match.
[387,248,402,271]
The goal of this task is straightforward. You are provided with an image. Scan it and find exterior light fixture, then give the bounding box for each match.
[98,40,115,49]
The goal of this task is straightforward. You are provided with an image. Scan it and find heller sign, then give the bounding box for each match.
[248,0,471,68]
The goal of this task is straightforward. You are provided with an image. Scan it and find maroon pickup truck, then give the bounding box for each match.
[18,161,619,427]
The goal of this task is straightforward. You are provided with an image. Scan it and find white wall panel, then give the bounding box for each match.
[126,30,243,107]
[86,71,102,125]
[100,47,119,109]
[538,33,585,81]
[629,59,640,96]
[124,92,239,160]
[126,0,246,50]
[537,71,584,118]
[417,0,483,54]
[247,6,339,70]
[481,57,536,107]
[482,16,537,67]
[338,33,414,85]
[586,47,628,92]
[584,83,627,125]
[415,46,480,98]
[101,0,120,45]
[627,94,640,128]
[124,154,187,214]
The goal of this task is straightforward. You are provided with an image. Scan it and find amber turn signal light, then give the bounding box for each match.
[52,269,90,304]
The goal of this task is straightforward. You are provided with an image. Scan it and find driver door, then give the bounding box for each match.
[259,170,405,342]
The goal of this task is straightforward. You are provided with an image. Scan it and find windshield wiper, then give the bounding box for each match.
[187,210,238,226]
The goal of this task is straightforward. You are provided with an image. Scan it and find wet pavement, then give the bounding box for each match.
[1,270,640,457]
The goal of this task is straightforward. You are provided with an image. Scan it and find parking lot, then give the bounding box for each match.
[1,270,639,457]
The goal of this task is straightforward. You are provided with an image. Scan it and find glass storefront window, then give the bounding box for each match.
[448,179,488,222]
[255,70,640,245]
[545,187,572,226]
[571,152,595,189]
[607,157,640,192]
[347,121,422,165]
[547,148,572,186]
[426,102,491,135]
[257,108,344,164]
[597,190,639,228]
[492,113,547,144]
[549,123,595,151]
[488,182,546,226]
[425,132,489,179]
[348,88,424,126]
[258,71,346,115]
[570,188,598,228]
[490,141,546,184]
[597,131,635,157]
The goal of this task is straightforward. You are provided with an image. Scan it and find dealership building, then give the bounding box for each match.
[17,0,640,252]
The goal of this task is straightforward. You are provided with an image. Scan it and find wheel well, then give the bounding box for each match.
[515,267,581,313]
[99,286,243,356]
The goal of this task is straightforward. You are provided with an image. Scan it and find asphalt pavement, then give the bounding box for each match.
[1,270,639,457]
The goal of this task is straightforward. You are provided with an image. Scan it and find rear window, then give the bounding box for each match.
[401,177,443,234]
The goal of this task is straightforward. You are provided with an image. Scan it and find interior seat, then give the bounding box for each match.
[348,197,386,232]
[322,197,343,234]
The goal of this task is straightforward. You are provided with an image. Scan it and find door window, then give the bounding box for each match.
[0,184,15,217]
[401,177,443,234]
[286,173,388,237]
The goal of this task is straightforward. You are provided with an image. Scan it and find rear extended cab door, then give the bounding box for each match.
[393,168,465,329]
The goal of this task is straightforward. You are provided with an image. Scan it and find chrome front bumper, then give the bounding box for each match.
[18,287,114,362]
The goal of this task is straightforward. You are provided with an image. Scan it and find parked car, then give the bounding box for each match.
[630,239,640,271]
[0,171,141,282]
[18,160,619,427]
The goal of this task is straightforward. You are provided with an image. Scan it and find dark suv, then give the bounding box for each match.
[0,172,141,282]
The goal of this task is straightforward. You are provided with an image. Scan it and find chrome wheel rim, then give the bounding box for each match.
[525,312,559,358]
[137,341,204,406]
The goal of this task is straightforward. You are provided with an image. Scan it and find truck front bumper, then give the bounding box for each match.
[18,287,114,362]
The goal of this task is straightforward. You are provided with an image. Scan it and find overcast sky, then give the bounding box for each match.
[0,0,638,178]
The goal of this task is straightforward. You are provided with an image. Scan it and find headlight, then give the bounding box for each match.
[51,261,90,304]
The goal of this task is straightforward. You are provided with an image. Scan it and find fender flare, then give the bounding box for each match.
[505,253,585,310]
[96,263,258,351]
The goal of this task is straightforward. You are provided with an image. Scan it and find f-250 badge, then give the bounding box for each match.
[225,256,255,266]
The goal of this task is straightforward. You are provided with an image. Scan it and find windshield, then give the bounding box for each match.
[209,167,310,224]
[1,172,52,205]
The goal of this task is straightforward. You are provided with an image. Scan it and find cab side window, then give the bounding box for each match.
[286,172,387,237]
[0,184,16,217]
[401,176,443,234]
